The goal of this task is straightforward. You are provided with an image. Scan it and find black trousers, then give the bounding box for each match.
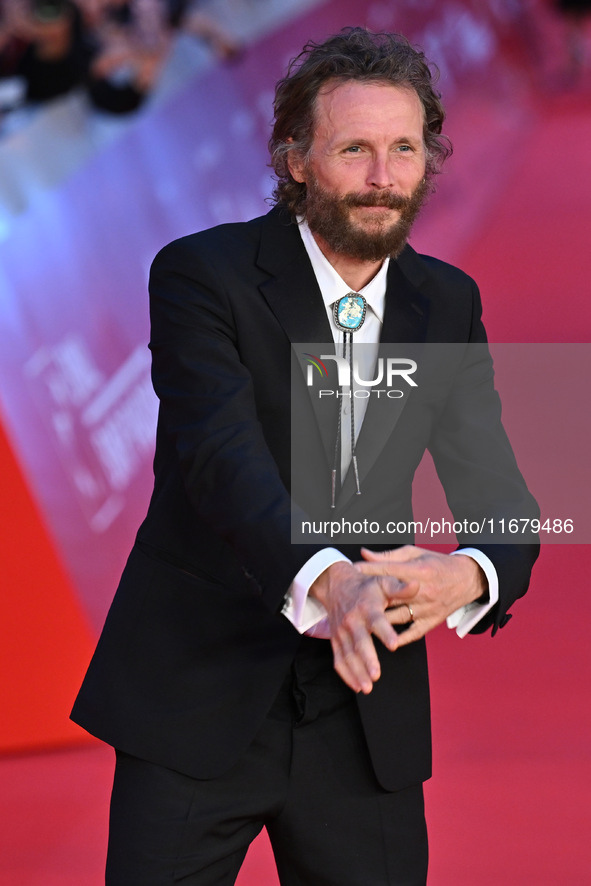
[106,640,428,885]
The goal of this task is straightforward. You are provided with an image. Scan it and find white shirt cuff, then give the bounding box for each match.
[282,548,350,633]
[447,548,499,638]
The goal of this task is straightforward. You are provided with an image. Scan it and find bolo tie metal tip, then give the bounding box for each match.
[352,455,361,495]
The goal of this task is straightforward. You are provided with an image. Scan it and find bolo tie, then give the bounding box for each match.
[331,292,367,508]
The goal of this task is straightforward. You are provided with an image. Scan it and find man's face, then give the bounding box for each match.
[288,80,428,262]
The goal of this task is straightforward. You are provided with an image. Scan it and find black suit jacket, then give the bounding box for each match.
[71,206,538,791]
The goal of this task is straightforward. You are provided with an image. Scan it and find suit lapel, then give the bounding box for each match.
[256,206,332,344]
[380,250,430,344]
[256,208,338,470]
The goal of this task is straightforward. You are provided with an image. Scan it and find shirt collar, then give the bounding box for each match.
[297,218,388,323]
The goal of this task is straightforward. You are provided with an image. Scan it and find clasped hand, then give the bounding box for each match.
[309,546,486,695]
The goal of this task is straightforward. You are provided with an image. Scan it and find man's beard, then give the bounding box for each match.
[303,174,429,262]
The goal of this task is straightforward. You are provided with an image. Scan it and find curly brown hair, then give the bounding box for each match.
[269,27,452,216]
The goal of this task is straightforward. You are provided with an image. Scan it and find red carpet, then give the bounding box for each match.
[3,41,591,886]
[2,550,589,884]
[424,84,591,885]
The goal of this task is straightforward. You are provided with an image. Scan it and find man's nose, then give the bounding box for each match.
[367,153,394,189]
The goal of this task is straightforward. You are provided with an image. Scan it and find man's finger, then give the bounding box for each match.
[385,603,417,627]
[367,609,401,652]
[357,573,420,608]
[393,617,435,648]
[333,656,373,694]
[357,560,427,586]
[333,635,379,694]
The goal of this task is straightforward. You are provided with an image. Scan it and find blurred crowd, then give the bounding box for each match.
[0,0,240,116]
[1,0,589,129]
[555,0,591,81]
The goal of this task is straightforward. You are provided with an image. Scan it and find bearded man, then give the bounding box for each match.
[72,27,538,886]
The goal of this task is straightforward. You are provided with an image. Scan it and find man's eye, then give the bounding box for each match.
[396,145,412,152]
[344,145,362,153]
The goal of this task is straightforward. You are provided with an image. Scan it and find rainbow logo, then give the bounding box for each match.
[302,354,329,384]
[303,353,328,377]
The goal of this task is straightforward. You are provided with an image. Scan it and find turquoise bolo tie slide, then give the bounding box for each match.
[330,293,367,507]
[333,293,367,331]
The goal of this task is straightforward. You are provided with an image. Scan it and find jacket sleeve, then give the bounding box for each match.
[428,278,539,634]
[147,236,326,613]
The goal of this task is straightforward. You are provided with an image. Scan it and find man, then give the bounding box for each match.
[72,27,539,885]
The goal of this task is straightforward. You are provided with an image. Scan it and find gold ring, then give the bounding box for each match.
[406,604,414,623]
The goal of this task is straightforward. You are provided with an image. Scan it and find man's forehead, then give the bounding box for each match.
[315,77,424,115]
[312,79,425,132]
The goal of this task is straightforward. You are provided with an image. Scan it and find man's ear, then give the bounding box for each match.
[286,139,307,184]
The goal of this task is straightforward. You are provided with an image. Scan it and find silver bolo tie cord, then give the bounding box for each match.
[331,292,368,508]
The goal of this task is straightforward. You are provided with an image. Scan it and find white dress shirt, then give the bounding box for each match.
[282,220,498,639]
